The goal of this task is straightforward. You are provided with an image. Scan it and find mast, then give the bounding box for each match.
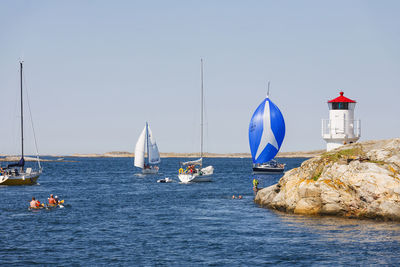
[20,61,24,162]
[146,122,149,166]
[200,59,204,159]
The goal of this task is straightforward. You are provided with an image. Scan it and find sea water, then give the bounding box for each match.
[1,157,400,266]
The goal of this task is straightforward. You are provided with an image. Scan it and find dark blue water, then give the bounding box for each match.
[1,157,400,266]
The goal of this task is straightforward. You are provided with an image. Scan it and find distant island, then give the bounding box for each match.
[1,150,324,161]
[67,150,324,159]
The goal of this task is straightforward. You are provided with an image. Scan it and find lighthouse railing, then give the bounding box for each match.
[322,119,361,138]
[321,119,330,136]
[353,119,361,137]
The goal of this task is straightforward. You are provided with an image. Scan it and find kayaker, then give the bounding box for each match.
[54,195,59,204]
[30,197,40,208]
[48,194,57,205]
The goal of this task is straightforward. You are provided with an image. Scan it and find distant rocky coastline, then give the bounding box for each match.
[0,150,324,161]
[67,150,324,158]
[254,139,400,221]
[1,149,324,160]
[0,156,55,162]
[68,152,253,158]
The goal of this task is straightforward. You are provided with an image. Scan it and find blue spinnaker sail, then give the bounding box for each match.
[249,97,285,164]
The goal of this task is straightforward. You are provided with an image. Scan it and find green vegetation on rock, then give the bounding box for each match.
[321,145,365,163]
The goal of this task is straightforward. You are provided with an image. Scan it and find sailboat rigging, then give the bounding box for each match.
[0,61,42,185]
[177,59,214,183]
[134,122,160,174]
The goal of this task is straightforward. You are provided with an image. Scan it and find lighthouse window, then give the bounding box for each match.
[331,102,349,110]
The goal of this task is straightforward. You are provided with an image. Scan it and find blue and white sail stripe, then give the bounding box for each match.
[248,97,285,164]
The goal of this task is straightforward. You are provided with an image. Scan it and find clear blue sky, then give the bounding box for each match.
[1,1,399,155]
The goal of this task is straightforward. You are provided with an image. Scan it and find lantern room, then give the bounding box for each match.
[328,92,356,110]
[322,91,361,151]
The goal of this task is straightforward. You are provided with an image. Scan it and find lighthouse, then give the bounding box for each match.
[322,91,361,151]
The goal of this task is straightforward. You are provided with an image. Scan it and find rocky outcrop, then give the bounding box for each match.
[255,139,400,221]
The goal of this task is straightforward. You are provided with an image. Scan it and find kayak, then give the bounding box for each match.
[28,200,65,210]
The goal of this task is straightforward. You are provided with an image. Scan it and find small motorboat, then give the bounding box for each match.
[157,177,173,183]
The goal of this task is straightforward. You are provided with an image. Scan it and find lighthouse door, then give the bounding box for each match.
[334,113,345,134]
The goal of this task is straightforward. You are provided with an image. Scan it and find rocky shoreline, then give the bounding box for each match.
[254,139,400,221]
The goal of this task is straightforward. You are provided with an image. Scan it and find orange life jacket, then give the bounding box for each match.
[48,197,56,204]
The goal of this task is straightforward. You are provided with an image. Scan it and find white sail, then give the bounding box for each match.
[147,126,161,164]
[134,126,146,168]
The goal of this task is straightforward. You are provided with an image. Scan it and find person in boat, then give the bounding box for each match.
[187,165,196,174]
[54,195,59,204]
[48,194,57,205]
[30,197,40,208]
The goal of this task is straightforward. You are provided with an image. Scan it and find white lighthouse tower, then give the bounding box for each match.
[322,91,361,151]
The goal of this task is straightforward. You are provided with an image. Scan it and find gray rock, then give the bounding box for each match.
[254,138,400,221]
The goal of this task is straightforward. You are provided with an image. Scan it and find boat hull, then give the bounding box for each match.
[252,167,284,173]
[178,173,212,183]
[0,172,40,186]
[29,203,64,211]
[142,167,159,174]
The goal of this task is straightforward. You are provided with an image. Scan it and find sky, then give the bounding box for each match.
[0,0,399,155]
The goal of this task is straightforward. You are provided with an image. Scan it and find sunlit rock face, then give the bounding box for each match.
[255,139,400,221]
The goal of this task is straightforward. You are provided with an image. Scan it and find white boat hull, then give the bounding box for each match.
[178,165,213,183]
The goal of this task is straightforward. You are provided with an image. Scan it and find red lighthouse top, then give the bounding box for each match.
[328,91,356,103]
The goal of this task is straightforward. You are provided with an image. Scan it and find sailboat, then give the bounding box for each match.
[249,82,285,173]
[0,61,42,185]
[178,59,214,183]
[134,122,160,174]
